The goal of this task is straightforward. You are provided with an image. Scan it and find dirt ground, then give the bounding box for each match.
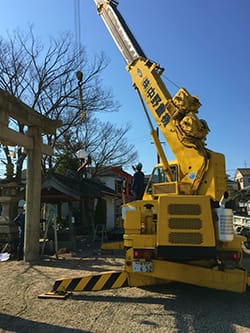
[2,243,250,333]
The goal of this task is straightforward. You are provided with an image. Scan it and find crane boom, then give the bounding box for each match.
[93,0,226,202]
[93,0,145,64]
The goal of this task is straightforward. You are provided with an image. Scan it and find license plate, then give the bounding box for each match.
[132,261,153,272]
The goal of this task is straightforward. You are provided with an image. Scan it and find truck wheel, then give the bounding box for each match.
[242,241,250,255]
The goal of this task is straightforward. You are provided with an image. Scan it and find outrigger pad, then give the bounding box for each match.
[38,291,72,299]
[38,270,129,299]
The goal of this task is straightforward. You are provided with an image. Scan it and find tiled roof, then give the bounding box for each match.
[236,168,250,176]
[41,172,115,202]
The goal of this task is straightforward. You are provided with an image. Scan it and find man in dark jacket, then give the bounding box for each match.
[132,163,145,200]
[14,205,25,260]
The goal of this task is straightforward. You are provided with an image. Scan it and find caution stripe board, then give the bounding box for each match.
[52,271,129,292]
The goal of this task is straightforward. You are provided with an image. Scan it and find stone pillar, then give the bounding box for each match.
[0,182,20,253]
[24,127,42,261]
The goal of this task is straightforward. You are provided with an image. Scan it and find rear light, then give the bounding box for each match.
[134,250,140,258]
[232,252,239,261]
[133,249,154,260]
[218,251,240,262]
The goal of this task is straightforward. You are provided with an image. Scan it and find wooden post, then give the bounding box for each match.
[24,127,42,261]
[68,202,76,251]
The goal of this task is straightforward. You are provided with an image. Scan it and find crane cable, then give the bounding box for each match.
[74,0,81,52]
[74,0,86,121]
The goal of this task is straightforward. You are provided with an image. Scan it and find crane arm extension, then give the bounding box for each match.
[93,0,146,64]
[93,1,206,152]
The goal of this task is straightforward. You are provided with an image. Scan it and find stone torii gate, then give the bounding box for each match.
[0,88,61,261]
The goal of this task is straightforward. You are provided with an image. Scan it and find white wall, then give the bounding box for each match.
[100,176,115,190]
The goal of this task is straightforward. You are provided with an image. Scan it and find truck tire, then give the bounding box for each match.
[242,240,250,255]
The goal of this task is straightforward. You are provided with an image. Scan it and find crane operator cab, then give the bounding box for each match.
[143,163,192,200]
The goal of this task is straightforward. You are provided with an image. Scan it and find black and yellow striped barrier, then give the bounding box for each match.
[39,271,128,299]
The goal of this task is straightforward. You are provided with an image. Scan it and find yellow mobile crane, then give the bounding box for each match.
[41,0,250,298]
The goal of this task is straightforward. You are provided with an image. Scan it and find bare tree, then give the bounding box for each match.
[54,115,137,176]
[0,26,124,182]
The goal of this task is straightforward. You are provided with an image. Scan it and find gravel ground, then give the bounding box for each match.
[1,245,250,333]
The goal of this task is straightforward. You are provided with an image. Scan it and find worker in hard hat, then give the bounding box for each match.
[13,204,26,260]
[131,163,145,200]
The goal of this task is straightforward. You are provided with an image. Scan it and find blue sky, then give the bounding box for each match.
[0,0,249,178]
